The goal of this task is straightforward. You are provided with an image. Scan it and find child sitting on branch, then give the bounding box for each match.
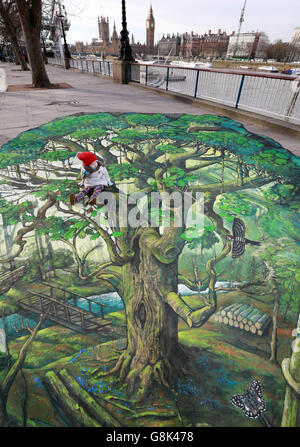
[69,151,113,210]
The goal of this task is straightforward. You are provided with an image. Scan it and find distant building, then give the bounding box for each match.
[158,29,233,58]
[158,34,181,57]
[98,16,110,44]
[180,29,234,58]
[146,4,155,54]
[74,16,120,56]
[75,41,85,53]
[111,22,119,46]
[74,6,154,58]
[226,32,270,59]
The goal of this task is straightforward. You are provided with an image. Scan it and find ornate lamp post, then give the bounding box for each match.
[41,34,48,65]
[119,0,134,61]
[57,12,71,60]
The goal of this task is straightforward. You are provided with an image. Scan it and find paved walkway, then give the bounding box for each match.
[0,62,299,156]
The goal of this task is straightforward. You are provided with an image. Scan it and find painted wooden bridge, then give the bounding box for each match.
[0,266,26,295]
[18,283,111,334]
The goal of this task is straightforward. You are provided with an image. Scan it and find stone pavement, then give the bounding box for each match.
[0,62,299,156]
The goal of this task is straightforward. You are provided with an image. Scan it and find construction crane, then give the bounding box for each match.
[233,0,247,58]
[41,0,70,58]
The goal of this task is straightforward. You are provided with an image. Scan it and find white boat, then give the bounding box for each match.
[170,61,212,69]
[137,56,167,65]
[194,62,213,68]
[136,59,157,65]
[258,66,278,73]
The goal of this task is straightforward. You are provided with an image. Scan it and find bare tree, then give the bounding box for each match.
[266,40,291,62]
[15,0,51,87]
[0,0,29,70]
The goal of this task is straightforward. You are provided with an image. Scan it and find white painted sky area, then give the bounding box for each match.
[63,0,299,45]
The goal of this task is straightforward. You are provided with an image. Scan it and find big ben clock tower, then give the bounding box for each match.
[146,4,155,54]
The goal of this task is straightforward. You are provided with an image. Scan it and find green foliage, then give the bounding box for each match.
[261,206,300,242]
[111,129,160,145]
[180,225,219,250]
[123,113,171,128]
[0,198,35,225]
[40,150,74,162]
[251,149,290,166]
[0,113,128,168]
[161,167,199,188]
[33,179,77,202]
[108,163,139,181]
[23,249,74,282]
[69,129,107,140]
[263,183,299,206]
[218,193,257,222]
[157,144,186,154]
[259,243,300,316]
[39,216,100,242]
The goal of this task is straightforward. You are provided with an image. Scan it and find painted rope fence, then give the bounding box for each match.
[130,63,300,125]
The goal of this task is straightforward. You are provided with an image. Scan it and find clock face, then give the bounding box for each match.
[151,23,154,28]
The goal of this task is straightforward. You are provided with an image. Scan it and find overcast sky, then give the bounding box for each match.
[63,0,299,45]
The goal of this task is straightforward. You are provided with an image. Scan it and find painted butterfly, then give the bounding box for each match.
[231,379,266,419]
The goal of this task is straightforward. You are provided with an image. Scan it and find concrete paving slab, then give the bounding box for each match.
[0,61,299,157]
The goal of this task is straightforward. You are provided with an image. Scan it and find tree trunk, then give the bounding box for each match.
[15,0,51,88]
[45,234,55,278]
[281,313,300,426]
[270,285,280,363]
[35,231,46,281]
[107,233,184,401]
[0,2,29,71]
[2,216,16,272]
[9,35,29,71]
[0,393,8,427]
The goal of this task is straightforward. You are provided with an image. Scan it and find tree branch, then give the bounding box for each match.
[0,195,57,264]
[55,202,134,266]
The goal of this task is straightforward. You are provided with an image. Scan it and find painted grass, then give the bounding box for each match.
[3,295,290,427]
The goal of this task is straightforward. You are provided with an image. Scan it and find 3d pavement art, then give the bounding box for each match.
[0,112,299,427]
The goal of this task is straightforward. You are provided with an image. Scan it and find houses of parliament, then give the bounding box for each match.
[74,5,233,59]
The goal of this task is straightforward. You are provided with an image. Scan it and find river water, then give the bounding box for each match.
[140,65,299,124]
[0,282,232,342]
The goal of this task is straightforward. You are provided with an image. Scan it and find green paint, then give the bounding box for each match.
[0,113,299,427]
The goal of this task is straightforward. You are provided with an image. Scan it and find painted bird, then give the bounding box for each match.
[226,217,261,258]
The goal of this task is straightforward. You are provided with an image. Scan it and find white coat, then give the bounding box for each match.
[82,165,113,188]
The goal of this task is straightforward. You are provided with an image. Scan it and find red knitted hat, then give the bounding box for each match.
[77,152,98,167]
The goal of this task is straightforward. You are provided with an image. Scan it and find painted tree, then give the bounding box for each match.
[259,183,300,363]
[0,196,35,271]
[0,113,299,401]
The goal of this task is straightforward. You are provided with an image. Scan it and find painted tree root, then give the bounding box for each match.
[42,369,122,427]
[93,343,191,404]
